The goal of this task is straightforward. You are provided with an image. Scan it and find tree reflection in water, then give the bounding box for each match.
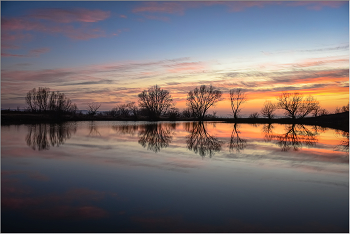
[112,124,139,135]
[261,123,274,142]
[26,123,77,150]
[186,122,222,158]
[335,130,349,152]
[229,123,247,152]
[88,121,101,137]
[263,124,318,151]
[138,123,174,153]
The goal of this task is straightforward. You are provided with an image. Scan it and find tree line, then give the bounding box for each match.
[24,85,349,120]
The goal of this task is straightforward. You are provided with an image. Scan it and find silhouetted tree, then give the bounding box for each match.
[249,112,259,119]
[186,122,222,157]
[187,85,222,120]
[276,93,319,119]
[229,88,246,119]
[87,103,101,116]
[138,85,173,120]
[342,103,349,112]
[25,87,77,115]
[167,107,180,119]
[49,91,77,115]
[181,107,193,118]
[261,100,276,119]
[319,108,329,116]
[312,103,322,117]
[127,102,139,119]
[229,123,247,152]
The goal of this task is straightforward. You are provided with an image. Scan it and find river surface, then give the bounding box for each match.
[1,121,348,232]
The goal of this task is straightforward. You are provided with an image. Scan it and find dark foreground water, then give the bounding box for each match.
[1,121,348,232]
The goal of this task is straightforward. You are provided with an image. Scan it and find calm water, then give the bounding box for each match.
[1,121,349,232]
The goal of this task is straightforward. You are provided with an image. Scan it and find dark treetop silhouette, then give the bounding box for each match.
[26,87,77,116]
[261,100,276,119]
[186,85,222,120]
[138,85,173,120]
[229,88,247,119]
[276,92,319,119]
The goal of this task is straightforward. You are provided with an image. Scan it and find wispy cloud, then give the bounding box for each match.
[1,7,112,50]
[1,17,106,41]
[132,1,347,19]
[29,8,110,23]
[1,47,50,58]
[132,2,186,15]
[165,62,206,73]
[285,1,347,11]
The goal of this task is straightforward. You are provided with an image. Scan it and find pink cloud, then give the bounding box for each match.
[286,1,347,10]
[1,47,50,58]
[132,2,186,15]
[29,8,110,23]
[119,14,127,18]
[1,17,106,41]
[132,1,346,17]
[166,62,206,73]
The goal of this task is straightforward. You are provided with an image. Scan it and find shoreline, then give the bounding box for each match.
[1,111,349,132]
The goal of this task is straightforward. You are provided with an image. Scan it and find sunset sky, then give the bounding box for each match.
[1,1,349,117]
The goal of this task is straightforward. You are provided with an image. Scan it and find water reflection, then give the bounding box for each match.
[112,124,139,135]
[186,122,222,158]
[262,123,274,142]
[88,121,101,137]
[335,130,349,152]
[265,124,318,151]
[26,123,77,150]
[138,123,174,152]
[229,123,247,152]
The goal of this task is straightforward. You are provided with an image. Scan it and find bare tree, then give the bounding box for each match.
[312,103,322,117]
[342,103,349,112]
[276,93,319,119]
[138,85,173,120]
[25,88,37,112]
[182,108,193,118]
[87,103,101,116]
[187,85,222,120]
[25,87,77,115]
[319,108,329,116]
[25,87,50,112]
[127,102,139,118]
[229,88,246,119]
[260,100,276,119]
[249,112,259,119]
[49,91,77,115]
